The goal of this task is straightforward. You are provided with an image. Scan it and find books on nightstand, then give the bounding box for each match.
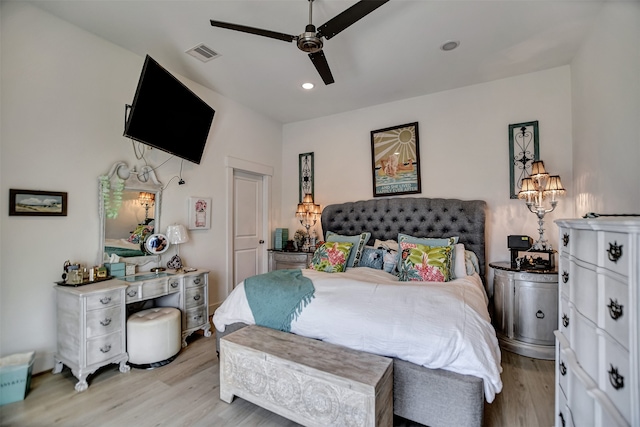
[274,228,288,250]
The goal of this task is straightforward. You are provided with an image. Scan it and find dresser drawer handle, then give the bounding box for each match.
[193,294,201,301]
[607,298,623,320]
[100,344,112,353]
[562,314,569,327]
[562,233,569,247]
[170,281,179,288]
[192,314,203,321]
[559,412,566,427]
[100,318,112,326]
[100,297,112,305]
[193,278,201,285]
[536,310,545,319]
[562,271,569,283]
[607,241,623,263]
[608,364,624,390]
[559,361,567,376]
[127,290,137,297]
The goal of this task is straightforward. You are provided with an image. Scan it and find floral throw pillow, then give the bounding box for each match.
[397,242,452,282]
[310,241,353,273]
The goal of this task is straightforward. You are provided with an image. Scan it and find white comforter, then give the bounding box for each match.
[213,267,503,402]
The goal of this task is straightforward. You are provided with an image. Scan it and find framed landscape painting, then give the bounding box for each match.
[9,189,67,216]
[370,122,421,197]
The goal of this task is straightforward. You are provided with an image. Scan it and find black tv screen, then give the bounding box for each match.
[124,55,215,165]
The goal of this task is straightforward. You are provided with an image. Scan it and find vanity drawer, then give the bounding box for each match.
[125,284,142,303]
[185,306,207,330]
[185,286,205,309]
[140,278,168,299]
[185,274,206,288]
[86,289,122,311]
[86,331,123,365]
[168,277,181,293]
[86,306,121,338]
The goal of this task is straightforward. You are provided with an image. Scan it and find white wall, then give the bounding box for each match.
[282,66,574,288]
[0,2,282,373]
[570,2,640,215]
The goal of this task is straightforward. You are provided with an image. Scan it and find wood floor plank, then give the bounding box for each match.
[0,330,555,427]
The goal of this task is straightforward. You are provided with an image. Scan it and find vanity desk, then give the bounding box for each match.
[53,269,211,392]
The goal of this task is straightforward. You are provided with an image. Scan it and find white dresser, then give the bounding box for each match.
[554,218,639,427]
[54,270,211,391]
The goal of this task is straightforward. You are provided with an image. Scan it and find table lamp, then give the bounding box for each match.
[166,224,189,271]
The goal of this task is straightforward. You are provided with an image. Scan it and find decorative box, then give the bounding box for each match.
[104,262,125,277]
[125,263,136,276]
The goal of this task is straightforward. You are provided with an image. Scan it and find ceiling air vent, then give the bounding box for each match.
[186,43,220,62]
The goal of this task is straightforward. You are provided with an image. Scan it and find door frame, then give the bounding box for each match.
[225,156,273,296]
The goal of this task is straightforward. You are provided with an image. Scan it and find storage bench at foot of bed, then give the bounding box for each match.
[219,325,393,427]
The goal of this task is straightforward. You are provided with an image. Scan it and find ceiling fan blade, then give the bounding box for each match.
[317,0,390,40]
[308,51,334,85]
[210,20,296,43]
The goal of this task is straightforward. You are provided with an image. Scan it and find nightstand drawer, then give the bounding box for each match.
[269,251,313,271]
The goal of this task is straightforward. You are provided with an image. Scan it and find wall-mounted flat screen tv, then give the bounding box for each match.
[124,55,215,165]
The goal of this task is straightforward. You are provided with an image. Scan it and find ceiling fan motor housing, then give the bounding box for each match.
[297,24,323,53]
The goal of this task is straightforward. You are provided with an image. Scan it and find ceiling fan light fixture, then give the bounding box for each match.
[440,40,460,51]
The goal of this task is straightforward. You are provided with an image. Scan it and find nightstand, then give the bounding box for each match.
[490,261,558,360]
[268,250,313,271]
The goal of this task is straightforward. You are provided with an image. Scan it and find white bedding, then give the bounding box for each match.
[213,267,503,402]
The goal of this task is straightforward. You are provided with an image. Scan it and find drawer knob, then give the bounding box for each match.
[193,294,201,301]
[607,241,623,263]
[100,344,112,353]
[608,364,624,390]
[562,271,569,283]
[127,290,137,297]
[100,296,112,305]
[562,233,569,247]
[559,361,567,376]
[193,278,201,285]
[100,318,112,326]
[607,298,624,320]
[536,310,545,319]
[562,314,569,327]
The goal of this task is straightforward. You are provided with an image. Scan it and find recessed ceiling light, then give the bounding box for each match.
[440,40,460,51]
[302,82,314,90]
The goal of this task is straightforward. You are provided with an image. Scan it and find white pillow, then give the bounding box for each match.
[452,243,467,279]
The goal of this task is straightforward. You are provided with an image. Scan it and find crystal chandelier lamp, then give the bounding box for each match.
[517,160,566,251]
[295,193,321,251]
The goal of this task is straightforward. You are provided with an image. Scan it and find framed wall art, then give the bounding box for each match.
[9,189,67,216]
[370,122,421,197]
[509,121,539,199]
[188,196,212,230]
[299,152,314,202]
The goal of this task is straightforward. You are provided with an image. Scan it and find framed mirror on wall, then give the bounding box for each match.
[98,161,163,266]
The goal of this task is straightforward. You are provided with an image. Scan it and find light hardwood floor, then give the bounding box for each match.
[0,329,555,427]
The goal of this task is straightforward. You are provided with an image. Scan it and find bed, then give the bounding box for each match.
[214,197,502,427]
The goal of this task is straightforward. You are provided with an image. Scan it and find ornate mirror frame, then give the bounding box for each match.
[98,161,163,266]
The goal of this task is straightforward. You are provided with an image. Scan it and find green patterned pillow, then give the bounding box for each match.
[397,242,452,282]
[310,241,353,273]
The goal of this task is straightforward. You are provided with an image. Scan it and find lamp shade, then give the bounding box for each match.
[530,161,547,176]
[544,175,566,199]
[166,224,189,245]
[517,178,538,200]
[138,192,155,205]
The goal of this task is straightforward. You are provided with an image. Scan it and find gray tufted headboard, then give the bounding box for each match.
[321,197,487,283]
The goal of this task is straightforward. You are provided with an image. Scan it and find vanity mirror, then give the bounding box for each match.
[98,161,163,266]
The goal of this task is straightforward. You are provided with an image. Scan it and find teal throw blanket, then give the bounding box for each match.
[244,269,315,332]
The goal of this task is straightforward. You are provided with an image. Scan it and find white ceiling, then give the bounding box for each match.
[29,0,605,124]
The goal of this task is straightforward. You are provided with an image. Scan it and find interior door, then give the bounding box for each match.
[233,170,265,287]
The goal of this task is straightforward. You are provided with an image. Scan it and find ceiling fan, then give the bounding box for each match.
[210,0,390,85]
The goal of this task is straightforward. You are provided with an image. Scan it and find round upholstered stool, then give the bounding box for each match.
[127,307,181,369]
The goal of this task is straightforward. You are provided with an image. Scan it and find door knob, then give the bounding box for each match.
[259,240,265,244]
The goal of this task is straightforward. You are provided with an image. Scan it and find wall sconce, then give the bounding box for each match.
[295,193,321,251]
[166,223,189,271]
[517,160,566,250]
[138,191,155,223]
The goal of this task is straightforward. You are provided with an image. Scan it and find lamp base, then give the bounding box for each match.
[150,267,166,273]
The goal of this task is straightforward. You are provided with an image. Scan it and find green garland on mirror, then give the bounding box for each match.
[100,175,125,219]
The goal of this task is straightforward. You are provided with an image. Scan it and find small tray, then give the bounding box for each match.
[55,276,114,287]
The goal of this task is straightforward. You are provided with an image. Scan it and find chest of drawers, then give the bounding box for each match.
[53,281,130,392]
[554,218,639,427]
